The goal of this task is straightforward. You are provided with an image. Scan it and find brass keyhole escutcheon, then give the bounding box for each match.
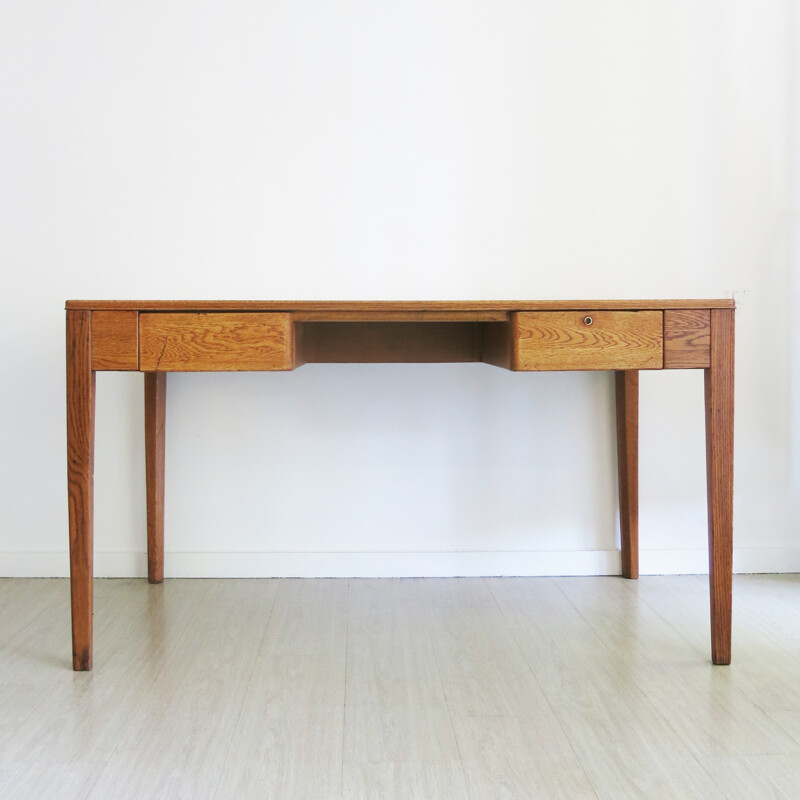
[583,316,593,326]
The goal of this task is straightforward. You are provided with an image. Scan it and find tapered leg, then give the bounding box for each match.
[705,309,735,665]
[615,370,639,579]
[67,310,95,671]
[145,372,166,584]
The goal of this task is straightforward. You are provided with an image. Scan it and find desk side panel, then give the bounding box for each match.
[91,311,139,370]
[664,310,711,368]
[481,319,517,369]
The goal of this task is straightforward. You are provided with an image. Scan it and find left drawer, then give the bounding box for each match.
[139,312,294,371]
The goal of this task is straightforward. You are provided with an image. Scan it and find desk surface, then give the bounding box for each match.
[66,299,735,311]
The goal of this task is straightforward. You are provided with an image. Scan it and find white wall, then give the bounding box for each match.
[1,0,797,577]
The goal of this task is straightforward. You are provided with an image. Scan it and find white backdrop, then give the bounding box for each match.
[1,0,797,577]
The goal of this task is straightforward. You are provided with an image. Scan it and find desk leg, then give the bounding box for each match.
[145,372,166,584]
[705,308,734,665]
[67,310,95,671]
[615,370,639,579]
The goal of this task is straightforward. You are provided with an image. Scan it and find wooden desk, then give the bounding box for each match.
[66,300,735,670]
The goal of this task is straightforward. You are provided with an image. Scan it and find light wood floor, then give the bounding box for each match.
[1,575,799,799]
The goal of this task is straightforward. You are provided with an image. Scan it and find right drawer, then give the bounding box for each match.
[515,310,663,371]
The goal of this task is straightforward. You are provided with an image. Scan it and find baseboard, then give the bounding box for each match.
[2,548,800,578]
[640,548,800,575]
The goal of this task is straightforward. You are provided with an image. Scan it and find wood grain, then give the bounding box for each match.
[452,715,598,798]
[86,580,274,800]
[139,312,293,371]
[66,299,736,311]
[343,762,470,800]
[90,311,138,371]
[66,310,95,671]
[664,310,710,368]
[615,371,639,579]
[705,308,735,665]
[145,372,166,584]
[515,311,663,371]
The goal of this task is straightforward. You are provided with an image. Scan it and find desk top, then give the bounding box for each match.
[66,299,735,312]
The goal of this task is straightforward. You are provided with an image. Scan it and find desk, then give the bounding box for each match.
[65,300,734,670]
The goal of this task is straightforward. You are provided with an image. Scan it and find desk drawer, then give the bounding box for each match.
[515,311,663,370]
[139,312,293,371]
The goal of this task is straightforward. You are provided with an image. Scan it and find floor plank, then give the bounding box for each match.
[0,575,799,799]
[697,754,800,800]
[342,761,470,800]
[452,715,597,799]
[0,762,100,800]
[86,580,277,800]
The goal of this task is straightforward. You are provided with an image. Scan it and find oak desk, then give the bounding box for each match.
[65,300,735,671]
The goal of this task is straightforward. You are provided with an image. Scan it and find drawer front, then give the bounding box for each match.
[139,312,293,371]
[515,311,663,371]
